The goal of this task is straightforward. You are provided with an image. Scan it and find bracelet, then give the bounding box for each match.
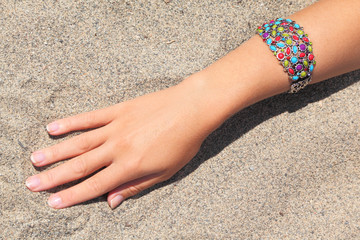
[256,18,316,93]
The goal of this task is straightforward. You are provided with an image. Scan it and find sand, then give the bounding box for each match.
[1,0,359,239]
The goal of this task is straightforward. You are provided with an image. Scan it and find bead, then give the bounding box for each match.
[309,64,314,72]
[289,26,294,31]
[296,64,303,71]
[286,19,292,23]
[303,60,309,67]
[275,21,281,25]
[270,45,277,51]
[303,37,309,42]
[265,27,271,32]
[292,35,299,41]
[283,60,289,67]
[281,22,287,26]
[308,46,313,52]
[262,32,269,39]
[309,54,314,61]
[299,52,306,58]
[294,24,300,29]
[277,52,285,60]
[277,27,284,32]
[291,57,298,64]
[288,68,295,75]
[286,39,292,45]
[282,33,289,37]
[266,38,272,45]
[276,42,285,48]
[299,44,306,51]
[277,18,283,20]
[275,36,281,42]
[286,47,291,55]
[300,71,307,78]
[292,46,298,54]
[297,30,304,36]
[264,24,269,27]
[272,24,277,29]
[272,30,277,37]
[292,76,299,81]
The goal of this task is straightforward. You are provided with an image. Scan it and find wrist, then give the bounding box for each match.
[179,36,291,134]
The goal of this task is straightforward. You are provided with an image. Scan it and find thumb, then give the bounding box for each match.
[107,174,164,209]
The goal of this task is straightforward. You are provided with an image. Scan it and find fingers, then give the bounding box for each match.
[46,162,143,209]
[31,127,108,167]
[46,106,117,136]
[107,174,165,209]
[26,145,112,192]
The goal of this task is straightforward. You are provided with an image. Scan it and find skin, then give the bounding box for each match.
[26,0,360,209]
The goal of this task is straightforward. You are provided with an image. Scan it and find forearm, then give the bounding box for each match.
[181,0,360,134]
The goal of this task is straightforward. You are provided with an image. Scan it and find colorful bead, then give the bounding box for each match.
[308,46,313,52]
[296,64,303,71]
[282,33,290,37]
[283,60,289,67]
[292,76,299,81]
[292,46,298,54]
[309,64,314,72]
[286,47,291,55]
[291,57,298,64]
[299,52,306,58]
[294,24,300,29]
[270,45,277,51]
[263,32,269,39]
[277,52,285,60]
[292,35,299,41]
[297,30,304,36]
[288,68,295,75]
[299,44,306,51]
[277,27,284,32]
[275,36,281,42]
[303,37,309,42]
[300,71,307,78]
[266,38,272,45]
[303,60,308,67]
[309,54,314,61]
[272,30,277,37]
[277,42,285,48]
[286,39,292,45]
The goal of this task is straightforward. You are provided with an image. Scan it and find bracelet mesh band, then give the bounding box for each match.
[256,18,316,93]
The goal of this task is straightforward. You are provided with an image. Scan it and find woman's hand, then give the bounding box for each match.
[25,77,216,209]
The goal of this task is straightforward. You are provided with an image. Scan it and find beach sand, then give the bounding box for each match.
[1,0,359,239]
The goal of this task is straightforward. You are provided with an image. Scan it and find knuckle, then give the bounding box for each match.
[73,135,91,152]
[49,145,60,160]
[62,117,72,130]
[71,156,88,176]
[45,170,56,185]
[83,111,96,128]
[127,185,142,197]
[86,178,102,193]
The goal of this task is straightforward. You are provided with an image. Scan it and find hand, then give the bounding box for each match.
[26,78,213,209]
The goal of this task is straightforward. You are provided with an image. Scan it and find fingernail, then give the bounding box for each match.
[31,151,45,164]
[109,195,124,209]
[48,195,62,208]
[25,176,40,190]
[46,122,59,133]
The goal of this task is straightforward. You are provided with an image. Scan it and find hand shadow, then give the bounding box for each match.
[133,69,360,200]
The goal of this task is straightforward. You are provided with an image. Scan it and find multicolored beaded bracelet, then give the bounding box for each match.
[256,18,316,93]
